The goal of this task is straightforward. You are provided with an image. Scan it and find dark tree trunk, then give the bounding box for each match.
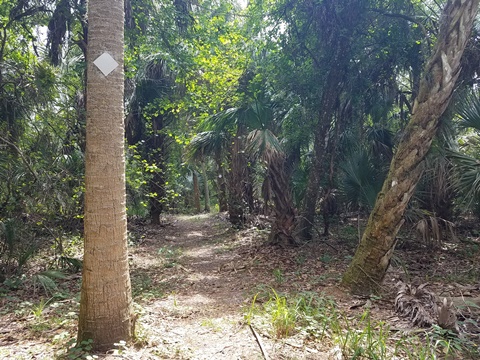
[214,153,228,212]
[268,155,297,246]
[193,170,201,213]
[297,118,330,240]
[201,161,210,212]
[297,32,354,240]
[228,125,247,226]
[294,0,366,240]
[322,108,342,236]
[342,0,480,295]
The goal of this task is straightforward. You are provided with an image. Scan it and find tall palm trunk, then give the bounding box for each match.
[193,170,201,213]
[201,161,210,212]
[214,152,228,212]
[78,0,133,350]
[268,155,297,246]
[342,0,480,295]
[228,125,247,226]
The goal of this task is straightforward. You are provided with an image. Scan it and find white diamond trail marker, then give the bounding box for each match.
[93,52,119,76]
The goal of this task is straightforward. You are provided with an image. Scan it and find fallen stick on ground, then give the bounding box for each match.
[249,324,270,360]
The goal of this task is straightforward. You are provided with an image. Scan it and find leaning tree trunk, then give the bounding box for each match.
[342,0,480,295]
[78,0,133,350]
[268,155,297,246]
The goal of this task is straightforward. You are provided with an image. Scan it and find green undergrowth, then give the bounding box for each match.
[244,289,479,359]
[157,246,183,268]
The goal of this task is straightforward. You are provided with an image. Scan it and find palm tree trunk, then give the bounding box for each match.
[268,155,297,246]
[342,0,480,295]
[228,126,246,226]
[214,153,228,212]
[201,161,210,212]
[193,170,201,213]
[78,0,133,350]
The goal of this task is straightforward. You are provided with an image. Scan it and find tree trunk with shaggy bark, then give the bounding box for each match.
[268,155,297,246]
[228,126,247,226]
[342,0,480,295]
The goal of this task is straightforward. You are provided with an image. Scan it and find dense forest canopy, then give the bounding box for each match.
[1,0,480,358]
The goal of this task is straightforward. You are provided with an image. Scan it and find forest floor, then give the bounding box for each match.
[1,213,479,359]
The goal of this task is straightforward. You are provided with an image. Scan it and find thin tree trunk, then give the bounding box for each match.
[297,34,352,240]
[342,0,480,295]
[215,153,228,212]
[228,126,246,226]
[78,0,133,350]
[322,111,342,236]
[201,161,210,212]
[148,115,167,225]
[193,170,201,213]
[297,109,333,239]
[268,155,297,246]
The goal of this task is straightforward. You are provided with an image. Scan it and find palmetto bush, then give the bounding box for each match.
[449,93,480,218]
[339,147,383,212]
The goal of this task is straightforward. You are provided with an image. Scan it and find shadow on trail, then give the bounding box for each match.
[130,214,262,314]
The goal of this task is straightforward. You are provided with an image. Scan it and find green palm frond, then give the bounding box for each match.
[205,107,242,131]
[339,148,382,210]
[204,93,280,133]
[248,98,275,129]
[366,126,394,160]
[457,94,480,131]
[448,150,480,203]
[246,129,283,162]
[186,131,228,161]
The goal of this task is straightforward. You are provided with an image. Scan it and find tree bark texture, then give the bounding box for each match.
[341,0,480,295]
[228,126,247,226]
[193,170,201,213]
[78,0,133,350]
[201,161,210,212]
[268,155,297,246]
[215,153,228,212]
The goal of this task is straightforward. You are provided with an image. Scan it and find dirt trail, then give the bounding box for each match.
[132,214,271,359]
[0,213,344,359]
[130,213,329,359]
[3,214,478,359]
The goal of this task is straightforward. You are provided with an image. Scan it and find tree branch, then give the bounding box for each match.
[368,8,430,46]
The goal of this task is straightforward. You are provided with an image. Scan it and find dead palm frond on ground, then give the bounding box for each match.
[395,282,438,327]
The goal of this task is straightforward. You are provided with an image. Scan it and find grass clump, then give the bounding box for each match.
[245,289,334,339]
[244,289,476,359]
